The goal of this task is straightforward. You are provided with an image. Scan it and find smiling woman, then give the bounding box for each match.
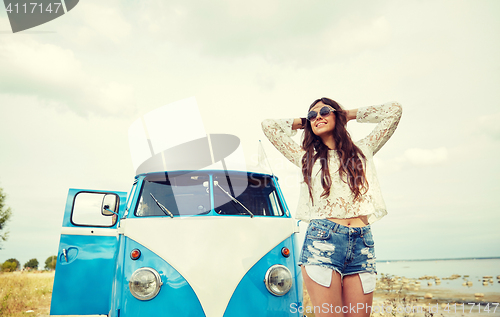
[262,98,402,317]
[307,103,337,139]
[301,98,369,205]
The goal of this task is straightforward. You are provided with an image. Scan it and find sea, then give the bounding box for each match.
[376,258,500,294]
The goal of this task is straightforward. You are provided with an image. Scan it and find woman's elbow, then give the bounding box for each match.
[390,102,403,117]
[261,119,275,131]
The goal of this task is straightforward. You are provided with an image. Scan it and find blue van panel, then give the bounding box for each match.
[51,188,126,315]
[272,178,290,216]
[51,234,118,315]
[109,234,126,317]
[223,238,303,316]
[118,238,205,317]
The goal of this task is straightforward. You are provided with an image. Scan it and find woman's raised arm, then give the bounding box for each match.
[356,102,403,155]
[261,118,305,167]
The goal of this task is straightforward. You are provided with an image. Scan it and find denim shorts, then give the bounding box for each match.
[298,219,377,284]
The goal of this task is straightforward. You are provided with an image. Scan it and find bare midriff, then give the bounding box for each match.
[327,216,369,227]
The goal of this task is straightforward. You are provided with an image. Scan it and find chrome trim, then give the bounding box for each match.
[62,249,68,262]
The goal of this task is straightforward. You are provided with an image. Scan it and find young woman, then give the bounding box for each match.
[262,98,402,317]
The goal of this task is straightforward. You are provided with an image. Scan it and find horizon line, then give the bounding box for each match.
[377,256,500,262]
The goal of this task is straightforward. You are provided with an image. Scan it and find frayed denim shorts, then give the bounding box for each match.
[298,219,377,292]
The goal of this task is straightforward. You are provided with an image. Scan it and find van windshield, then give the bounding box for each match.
[213,173,284,216]
[136,173,210,217]
[135,172,284,217]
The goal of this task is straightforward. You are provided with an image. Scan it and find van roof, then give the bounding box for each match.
[135,169,277,180]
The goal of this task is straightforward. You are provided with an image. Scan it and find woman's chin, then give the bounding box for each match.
[313,127,332,137]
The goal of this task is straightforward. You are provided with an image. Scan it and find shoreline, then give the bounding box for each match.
[378,256,500,262]
[373,274,500,317]
[374,287,500,307]
[375,273,500,302]
[303,273,500,317]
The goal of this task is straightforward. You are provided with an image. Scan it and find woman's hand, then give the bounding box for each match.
[346,109,358,122]
[292,118,306,130]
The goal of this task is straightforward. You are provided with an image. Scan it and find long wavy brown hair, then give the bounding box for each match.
[301,98,368,204]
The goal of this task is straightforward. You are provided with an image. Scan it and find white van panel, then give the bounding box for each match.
[121,217,296,317]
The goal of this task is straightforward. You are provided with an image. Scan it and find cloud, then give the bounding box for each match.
[74,1,132,45]
[131,0,390,63]
[374,147,449,174]
[473,112,500,140]
[403,147,448,166]
[0,37,136,117]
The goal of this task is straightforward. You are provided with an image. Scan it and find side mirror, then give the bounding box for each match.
[101,194,118,216]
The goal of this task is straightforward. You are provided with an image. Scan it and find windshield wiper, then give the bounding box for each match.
[214,181,254,218]
[150,193,174,218]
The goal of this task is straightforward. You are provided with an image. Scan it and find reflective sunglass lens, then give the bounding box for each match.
[307,106,335,121]
[319,106,332,116]
[307,111,318,121]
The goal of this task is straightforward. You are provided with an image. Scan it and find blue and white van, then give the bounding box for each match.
[50,168,303,316]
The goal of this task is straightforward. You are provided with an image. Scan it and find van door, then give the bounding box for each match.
[50,189,127,315]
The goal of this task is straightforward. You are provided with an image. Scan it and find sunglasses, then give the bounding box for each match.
[307,106,336,121]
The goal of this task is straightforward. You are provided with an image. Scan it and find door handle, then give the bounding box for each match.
[62,249,68,262]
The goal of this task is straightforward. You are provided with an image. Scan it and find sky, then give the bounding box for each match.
[0,0,499,267]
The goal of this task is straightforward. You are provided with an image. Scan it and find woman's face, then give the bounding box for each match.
[309,101,336,137]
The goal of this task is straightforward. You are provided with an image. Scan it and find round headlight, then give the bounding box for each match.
[264,264,293,296]
[129,267,163,300]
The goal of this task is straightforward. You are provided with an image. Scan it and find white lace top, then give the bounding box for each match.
[261,102,402,224]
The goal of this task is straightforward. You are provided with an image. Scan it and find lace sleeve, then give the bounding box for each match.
[356,102,403,155]
[261,118,304,167]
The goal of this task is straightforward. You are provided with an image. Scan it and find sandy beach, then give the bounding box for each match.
[372,274,500,317]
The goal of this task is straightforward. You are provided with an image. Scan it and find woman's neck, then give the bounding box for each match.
[320,135,336,150]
